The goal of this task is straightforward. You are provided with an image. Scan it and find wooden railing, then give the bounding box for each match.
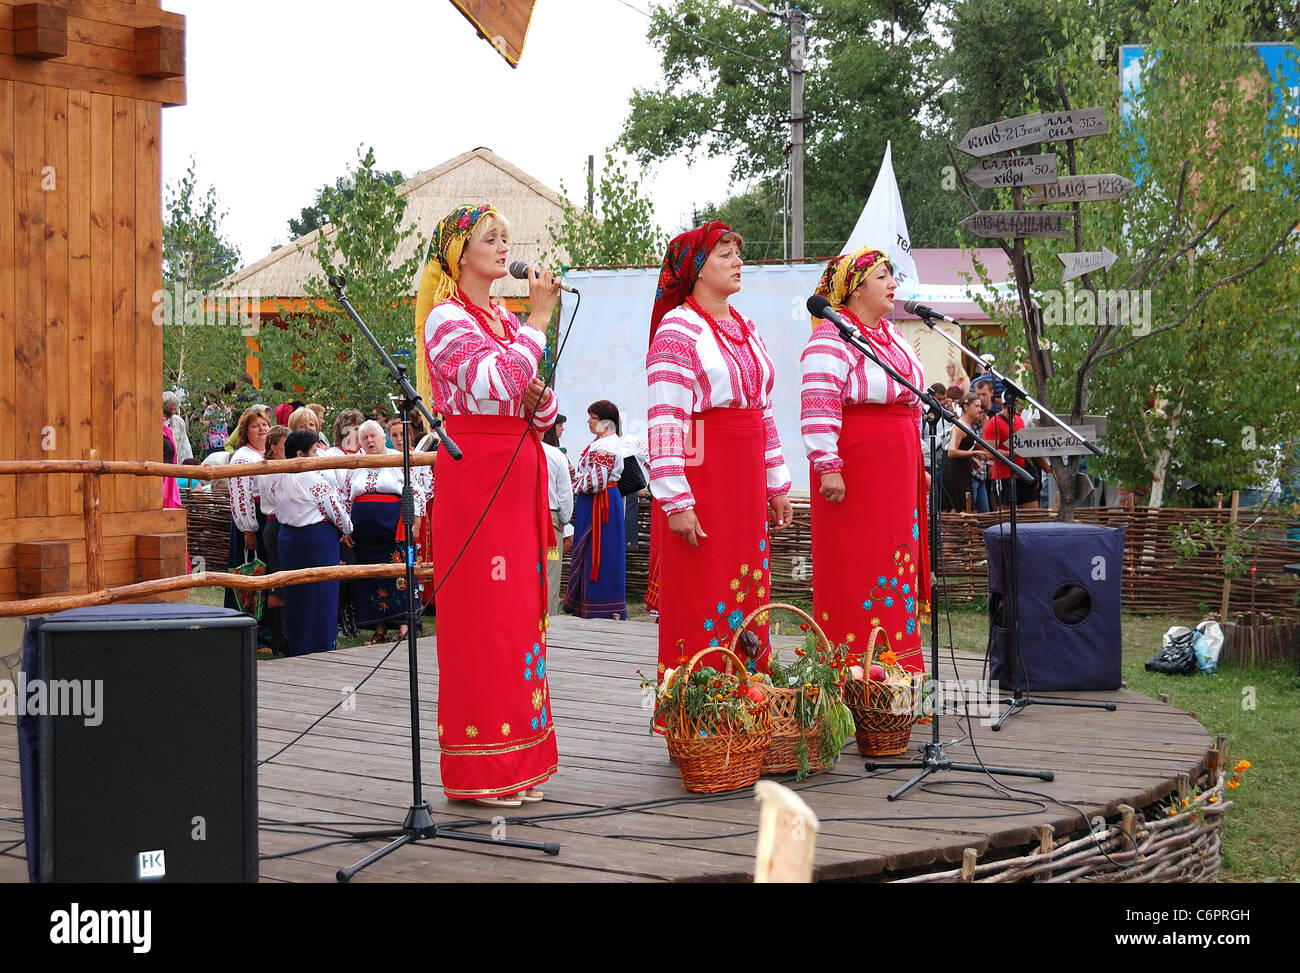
[0,452,436,618]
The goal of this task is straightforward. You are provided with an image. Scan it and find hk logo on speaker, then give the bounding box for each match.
[136,849,166,880]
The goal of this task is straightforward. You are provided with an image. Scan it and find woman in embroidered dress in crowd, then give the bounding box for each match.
[417,202,561,809]
[388,413,437,613]
[260,425,290,654]
[276,430,354,656]
[345,419,418,645]
[646,223,793,684]
[799,246,928,674]
[563,400,627,620]
[225,405,273,615]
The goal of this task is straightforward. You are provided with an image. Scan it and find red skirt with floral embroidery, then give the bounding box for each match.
[432,414,558,799]
[657,408,773,678]
[811,403,929,673]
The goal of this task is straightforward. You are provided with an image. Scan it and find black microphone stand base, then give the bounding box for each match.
[866,742,1054,801]
[989,694,1117,732]
[336,802,560,882]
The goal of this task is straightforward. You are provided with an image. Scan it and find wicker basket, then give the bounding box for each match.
[843,627,920,756]
[662,646,773,794]
[727,602,841,776]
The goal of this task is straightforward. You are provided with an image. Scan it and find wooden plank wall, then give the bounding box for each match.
[0,0,186,602]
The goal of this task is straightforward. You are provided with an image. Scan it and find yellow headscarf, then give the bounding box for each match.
[810,246,891,329]
[413,202,502,406]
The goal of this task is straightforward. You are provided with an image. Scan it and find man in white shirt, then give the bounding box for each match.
[542,429,574,616]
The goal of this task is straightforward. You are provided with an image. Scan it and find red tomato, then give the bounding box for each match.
[744,685,766,705]
[869,664,887,682]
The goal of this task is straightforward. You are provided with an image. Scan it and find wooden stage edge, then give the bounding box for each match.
[0,616,1213,883]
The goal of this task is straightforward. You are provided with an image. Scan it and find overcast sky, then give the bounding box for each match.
[161,0,745,268]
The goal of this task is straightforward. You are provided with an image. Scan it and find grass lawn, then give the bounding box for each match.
[929,602,1299,883]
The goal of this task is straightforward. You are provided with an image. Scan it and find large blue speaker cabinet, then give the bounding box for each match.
[984,522,1124,692]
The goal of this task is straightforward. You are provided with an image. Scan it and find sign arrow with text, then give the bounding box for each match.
[956,113,1046,157]
[964,154,1058,188]
[1058,247,1119,282]
[1041,107,1108,142]
[959,210,1074,239]
[1027,174,1136,205]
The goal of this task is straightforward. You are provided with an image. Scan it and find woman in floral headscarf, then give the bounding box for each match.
[417,202,561,808]
[646,223,793,685]
[800,246,928,674]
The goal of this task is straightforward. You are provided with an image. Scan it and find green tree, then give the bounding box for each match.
[160,159,246,434]
[953,0,1300,516]
[620,0,963,254]
[262,147,425,411]
[287,166,406,239]
[543,151,667,268]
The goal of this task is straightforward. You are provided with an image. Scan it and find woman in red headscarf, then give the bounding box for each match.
[646,223,793,683]
[418,202,562,808]
[800,246,928,673]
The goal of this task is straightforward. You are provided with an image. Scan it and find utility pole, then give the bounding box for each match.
[788,6,805,260]
[734,2,807,260]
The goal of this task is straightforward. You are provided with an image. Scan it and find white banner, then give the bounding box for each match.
[842,141,919,300]
[554,265,941,493]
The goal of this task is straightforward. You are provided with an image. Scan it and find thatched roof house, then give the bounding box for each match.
[227,146,568,312]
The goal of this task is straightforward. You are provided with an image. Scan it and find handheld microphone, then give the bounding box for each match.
[508,260,579,294]
[903,300,961,325]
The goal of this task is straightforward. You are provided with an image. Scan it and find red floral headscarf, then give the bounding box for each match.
[649,221,733,346]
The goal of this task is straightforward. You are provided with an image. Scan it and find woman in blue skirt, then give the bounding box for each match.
[276,430,354,656]
[563,400,627,619]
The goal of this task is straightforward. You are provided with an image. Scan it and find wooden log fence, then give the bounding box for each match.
[0,453,437,618]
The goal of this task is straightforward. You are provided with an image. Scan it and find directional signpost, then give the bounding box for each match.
[1011,425,1098,458]
[1026,174,1136,205]
[1041,107,1108,142]
[959,210,1074,239]
[965,154,1058,189]
[956,112,1046,157]
[1058,247,1119,282]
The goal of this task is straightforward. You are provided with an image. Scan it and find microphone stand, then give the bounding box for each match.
[327,276,558,882]
[908,308,1115,730]
[810,306,1051,799]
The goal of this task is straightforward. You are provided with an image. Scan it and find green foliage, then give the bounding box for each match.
[620,0,963,250]
[287,166,406,240]
[262,146,424,411]
[543,151,667,268]
[957,0,1300,511]
[160,159,247,433]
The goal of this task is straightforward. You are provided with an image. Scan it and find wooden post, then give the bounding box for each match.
[1118,804,1136,845]
[965,491,973,513]
[960,847,978,882]
[1035,824,1055,881]
[82,448,104,593]
[753,780,819,883]
[1219,490,1239,620]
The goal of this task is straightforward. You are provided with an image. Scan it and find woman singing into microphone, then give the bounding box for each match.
[800,246,928,673]
[417,202,561,808]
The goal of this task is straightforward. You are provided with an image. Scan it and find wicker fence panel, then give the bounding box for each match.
[188,492,1299,620]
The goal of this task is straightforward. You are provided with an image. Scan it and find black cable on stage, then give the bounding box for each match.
[0,837,26,856]
[257,288,583,767]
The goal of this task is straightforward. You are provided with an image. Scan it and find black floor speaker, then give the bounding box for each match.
[19,604,258,882]
[984,522,1124,692]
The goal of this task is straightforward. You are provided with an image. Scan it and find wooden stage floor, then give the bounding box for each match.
[1,616,1214,883]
